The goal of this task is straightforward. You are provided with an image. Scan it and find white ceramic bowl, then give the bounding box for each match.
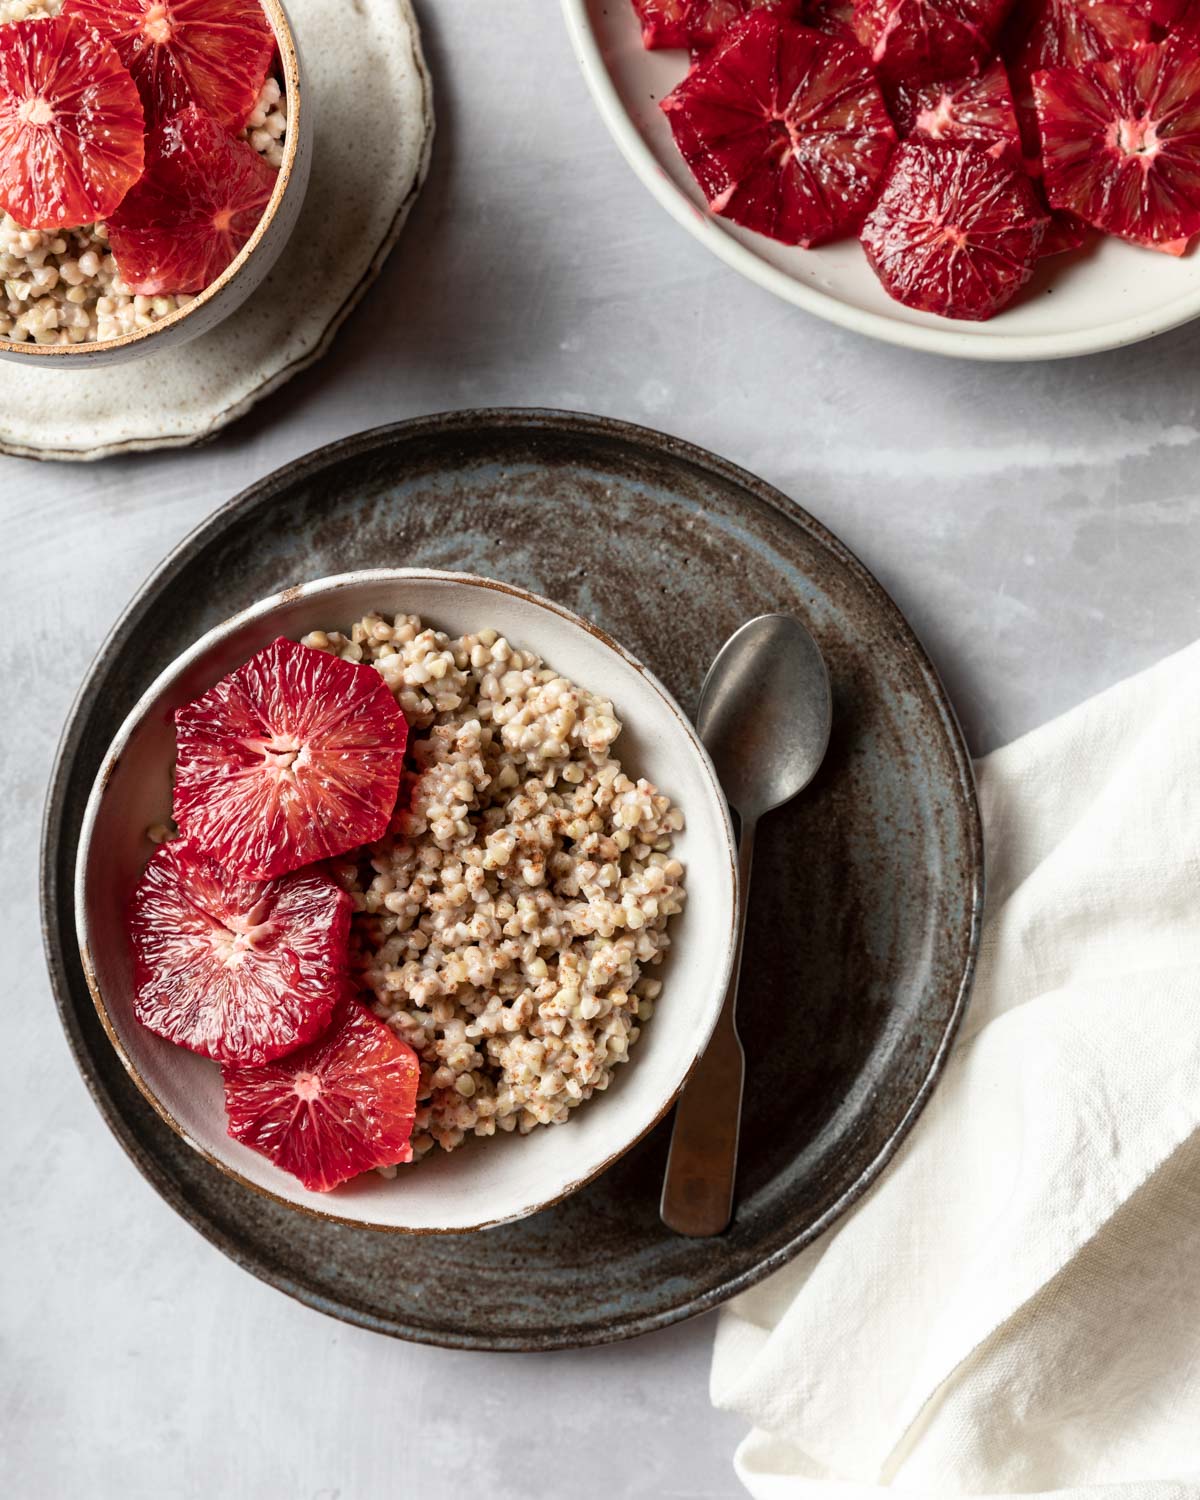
[0,0,312,369]
[75,570,738,1232]
[562,0,1200,361]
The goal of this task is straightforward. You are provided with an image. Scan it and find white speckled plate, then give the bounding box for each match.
[0,0,433,461]
[563,0,1200,361]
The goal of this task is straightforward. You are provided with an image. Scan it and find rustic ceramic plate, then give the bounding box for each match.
[41,408,983,1350]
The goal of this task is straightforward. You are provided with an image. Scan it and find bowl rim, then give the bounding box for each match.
[73,565,740,1234]
[560,0,1200,363]
[0,0,304,361]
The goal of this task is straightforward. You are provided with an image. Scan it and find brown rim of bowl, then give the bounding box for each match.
[74,568,741,1235]
[0,0,303,361]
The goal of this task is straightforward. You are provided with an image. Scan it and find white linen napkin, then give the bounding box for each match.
[711,640,1200,1500]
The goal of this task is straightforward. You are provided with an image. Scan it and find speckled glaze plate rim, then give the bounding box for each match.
[0,0,434,463]
[40,408,984,1350]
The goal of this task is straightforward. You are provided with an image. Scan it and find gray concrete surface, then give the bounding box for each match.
[5,1,1199,1493]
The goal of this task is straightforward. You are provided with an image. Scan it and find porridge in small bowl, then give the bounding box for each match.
[0,0,305,356]
[77,572,736,1230]
[317,613,687,1164]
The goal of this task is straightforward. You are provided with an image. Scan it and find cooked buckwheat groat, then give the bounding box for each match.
[306,613,687,1161]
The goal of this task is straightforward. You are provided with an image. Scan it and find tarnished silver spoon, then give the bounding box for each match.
[660,614,832,1238]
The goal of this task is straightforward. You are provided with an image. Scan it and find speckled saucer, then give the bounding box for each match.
[0,0,432,462]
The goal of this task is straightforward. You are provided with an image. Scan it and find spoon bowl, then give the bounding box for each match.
[697,614,832,821]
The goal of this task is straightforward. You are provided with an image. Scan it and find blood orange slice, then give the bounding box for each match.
[1003,0,1153,80]
[686,0,806,48]
[889,58,1023,162]
[223,1001,420,1192]
[107,105,277,295]
[63,0,274,130]
[130,841,351,1066]
[853,0,1016,82]
[803,0,857,37]
[1155,0,1198,30]
[630,0,691,45]
[631,0,803,47]
[861,139,1049,318]
[1034,38,1200,248]
[1001,0,1153,152]
[1040,205,1092,251]
[172,634,408,881]
[0,16,144,231]
[661,12,896,246]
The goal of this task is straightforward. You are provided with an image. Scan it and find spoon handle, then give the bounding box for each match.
[660,816,755,1237]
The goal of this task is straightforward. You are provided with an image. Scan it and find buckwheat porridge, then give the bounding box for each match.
[0,0,287,346]
[304,614,688,1163]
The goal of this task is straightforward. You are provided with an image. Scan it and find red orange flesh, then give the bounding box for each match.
[0,15,144,230]
[223,1001,420,1192]
[861,139,1049,318]
[662,12,896,246]
[130,841,351,1066]
[171,634,408,878]
[63,0,274,129]
[1035,38,1200,248]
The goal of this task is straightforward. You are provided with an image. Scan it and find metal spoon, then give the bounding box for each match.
[660,614,832,1238]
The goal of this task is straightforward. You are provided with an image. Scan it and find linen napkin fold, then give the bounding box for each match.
[711,640,1200,1500]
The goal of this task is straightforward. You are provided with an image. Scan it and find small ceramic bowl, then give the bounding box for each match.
[75,570,739,1232]
[562,0,1200,360]
[0,0,312,369]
